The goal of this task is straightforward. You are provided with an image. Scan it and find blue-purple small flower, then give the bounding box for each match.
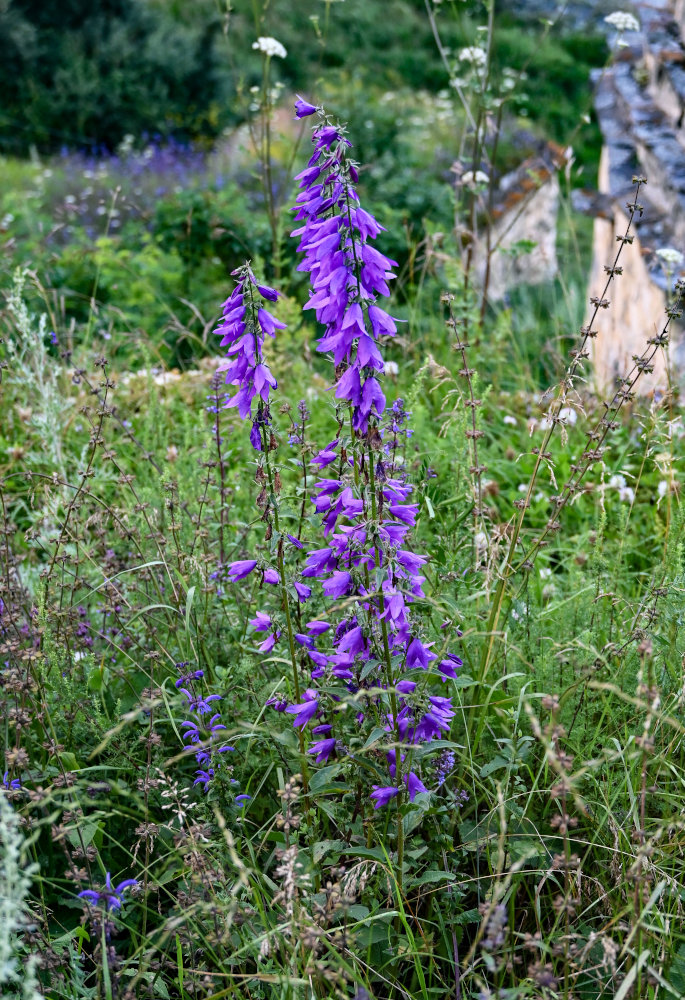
[78,872,138,912]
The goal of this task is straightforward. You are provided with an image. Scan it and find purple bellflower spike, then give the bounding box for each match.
[290,107,399,435]
[273,105,460,809]
[214,264,285,445]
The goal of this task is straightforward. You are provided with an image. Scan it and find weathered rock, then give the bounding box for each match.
[470,145,566,301]
[588,0,685,394]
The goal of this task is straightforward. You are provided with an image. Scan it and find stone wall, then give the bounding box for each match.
[470,150,563,301]
[589,0,685,394]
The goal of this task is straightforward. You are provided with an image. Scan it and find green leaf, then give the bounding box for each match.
[407,870,454,887]
[309,763,343,791]
[59,752,81,771]
[480,755,509,778]
[312,839,347,863]
[361,726,387,751]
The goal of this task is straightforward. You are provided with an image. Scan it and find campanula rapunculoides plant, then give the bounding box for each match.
[214,104,463,880]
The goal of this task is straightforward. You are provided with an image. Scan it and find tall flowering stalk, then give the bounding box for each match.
[286,106,461,870]
[212,108,462,880]
[176,661,233,792]
[215,263,312,776]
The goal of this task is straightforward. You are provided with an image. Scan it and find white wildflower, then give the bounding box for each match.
[658,480,669,499]
[503,414,517,425]
[539,567,552,579]
[461,170,489,187]
[252,36,287,59]
[458,46,487,67]
[558,406,578,425]
[656,247,684,267]
[384,360,399,376]
[609,473,635,503]
[604,11,640,33]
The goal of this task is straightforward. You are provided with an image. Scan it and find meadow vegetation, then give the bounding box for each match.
[2,2,685,999]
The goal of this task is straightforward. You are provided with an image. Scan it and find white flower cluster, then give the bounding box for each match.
[461,170,489,186]
[608,473,635,505]
[252,36,287,59]
[604,11,640,33]
[458,46,487,68]
[656,247,684,267]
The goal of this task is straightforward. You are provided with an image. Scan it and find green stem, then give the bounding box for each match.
[369,447,404,885]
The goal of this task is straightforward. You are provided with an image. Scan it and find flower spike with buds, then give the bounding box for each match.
[215,264,285,449]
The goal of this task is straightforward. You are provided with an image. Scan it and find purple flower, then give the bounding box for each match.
[254,281,279,301]
[405,771,428,801]
[227,559,257,582]
[308,737,337,762]
[370,785,399,809]
[306,620,332,635]
[323,571,352,598]
[295,95,318,118]
[258,631,281,653]
[294,581,312,602]
[406,637,436,670]
[438,654,462,679]
[285,691,319,728]
[78,873,138,912]
[250,611,272,632]
[263,568,280,585]
[215,266,285,433]
[2,771,20,791]
[311,440,339,469]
